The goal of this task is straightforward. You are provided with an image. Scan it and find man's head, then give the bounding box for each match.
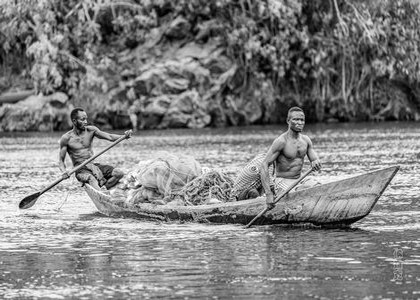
[70,107,88,130]
[287,106,305,132]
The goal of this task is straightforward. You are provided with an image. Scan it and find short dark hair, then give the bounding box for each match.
[287,106,304,120]
[70,107,85,121]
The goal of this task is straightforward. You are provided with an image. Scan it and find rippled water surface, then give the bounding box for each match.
[0,123,419,299]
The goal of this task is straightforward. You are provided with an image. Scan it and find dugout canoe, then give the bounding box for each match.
[84,166,399,226]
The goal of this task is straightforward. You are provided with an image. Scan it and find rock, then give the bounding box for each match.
[151,199,166,205]
[0,92,73,132]
[202,48,232,74]
[139,95,171,129]
[166,199,185,206]
[0,89,35,104]
[206,198,222,205]
[174,41,220,60]
[160,90,211,129]
[165,16,191,39]
[195,20,224,42]
[161,77,190,94]
[133,66,166,95]
[121,69,136,79]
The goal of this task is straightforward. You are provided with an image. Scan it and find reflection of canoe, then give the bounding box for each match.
[84,166,399,226]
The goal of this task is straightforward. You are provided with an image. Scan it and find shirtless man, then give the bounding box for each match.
[260,106,321,207]
[59,107,132,190]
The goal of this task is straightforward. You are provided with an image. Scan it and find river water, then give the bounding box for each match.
[0,123,419,299]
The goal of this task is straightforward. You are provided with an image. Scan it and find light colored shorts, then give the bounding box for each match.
[273,176,321,195]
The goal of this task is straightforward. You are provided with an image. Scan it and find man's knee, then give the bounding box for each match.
[246,188,260,199]
[86,174,100,185]
[77,173,95,184]
[112,168,124,180]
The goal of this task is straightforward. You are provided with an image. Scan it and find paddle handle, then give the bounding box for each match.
[42,135,128,194]
[245,168,313,228]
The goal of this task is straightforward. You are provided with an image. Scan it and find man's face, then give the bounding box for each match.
[73,111,88,130]
[287,111,305,132]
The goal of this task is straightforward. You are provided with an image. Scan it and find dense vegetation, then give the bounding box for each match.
[1,0,420,129]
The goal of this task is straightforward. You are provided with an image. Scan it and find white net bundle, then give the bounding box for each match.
[123,152,202,205]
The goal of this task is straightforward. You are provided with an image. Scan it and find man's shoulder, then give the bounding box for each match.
[60,130,73,140]
[279,132,288,138]
[300,134,312,144]
[272,134,287,148]
[85,125,99,132]
[80,125,100,137]
[59,130,74,146]
[275,133,288,142]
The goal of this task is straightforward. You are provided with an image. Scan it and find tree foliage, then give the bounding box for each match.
[1,0,420,124]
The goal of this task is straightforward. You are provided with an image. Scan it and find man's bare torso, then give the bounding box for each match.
[275,133,309,179]
[63,127,96,166]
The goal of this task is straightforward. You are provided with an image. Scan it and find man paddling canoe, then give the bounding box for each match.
[260,106,321,208]
[59,107,132,191]
[231,107,321,204]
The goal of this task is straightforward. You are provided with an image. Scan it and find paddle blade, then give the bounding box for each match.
[19,192,41,209]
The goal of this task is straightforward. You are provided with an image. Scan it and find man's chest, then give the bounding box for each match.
[68,134,92,150]
[281,141,307,158]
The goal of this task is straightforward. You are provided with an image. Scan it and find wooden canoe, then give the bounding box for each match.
[84,166,399,226]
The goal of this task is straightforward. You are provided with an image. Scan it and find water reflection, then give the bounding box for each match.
[0,123,419,299]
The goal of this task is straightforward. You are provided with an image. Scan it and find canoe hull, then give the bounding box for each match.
[85,166,399,226]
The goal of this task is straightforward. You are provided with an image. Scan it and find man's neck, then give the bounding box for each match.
[73,127,84,136]
[287,129,300,139]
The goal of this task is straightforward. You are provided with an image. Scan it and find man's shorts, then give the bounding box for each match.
[75,163,114,186]
[273,176,321,195]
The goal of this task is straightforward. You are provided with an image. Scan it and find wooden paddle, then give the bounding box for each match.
[19,134,130,209]
[245,168,313,228]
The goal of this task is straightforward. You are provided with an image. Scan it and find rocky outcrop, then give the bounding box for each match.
[102,40,271,130]
[0,17,281,131]
[0,92,73,131]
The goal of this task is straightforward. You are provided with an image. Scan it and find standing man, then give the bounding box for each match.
[59,107,132,191]
[260,106,321,207]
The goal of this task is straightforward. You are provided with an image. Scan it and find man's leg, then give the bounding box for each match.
[76,171,101,190]
[104,168,124,189]
[246,188,260,199]
[86,175,101,190]
[96,164,123,189]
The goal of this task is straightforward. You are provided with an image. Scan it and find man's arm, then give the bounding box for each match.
[58,135,70,178]
[306,136,321,171]
[261,137,284,207]
[92,126,132,141]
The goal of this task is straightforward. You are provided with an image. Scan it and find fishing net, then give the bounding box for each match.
[165,169,235,206]
[123,152,202,205]
[120,152,236,206]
